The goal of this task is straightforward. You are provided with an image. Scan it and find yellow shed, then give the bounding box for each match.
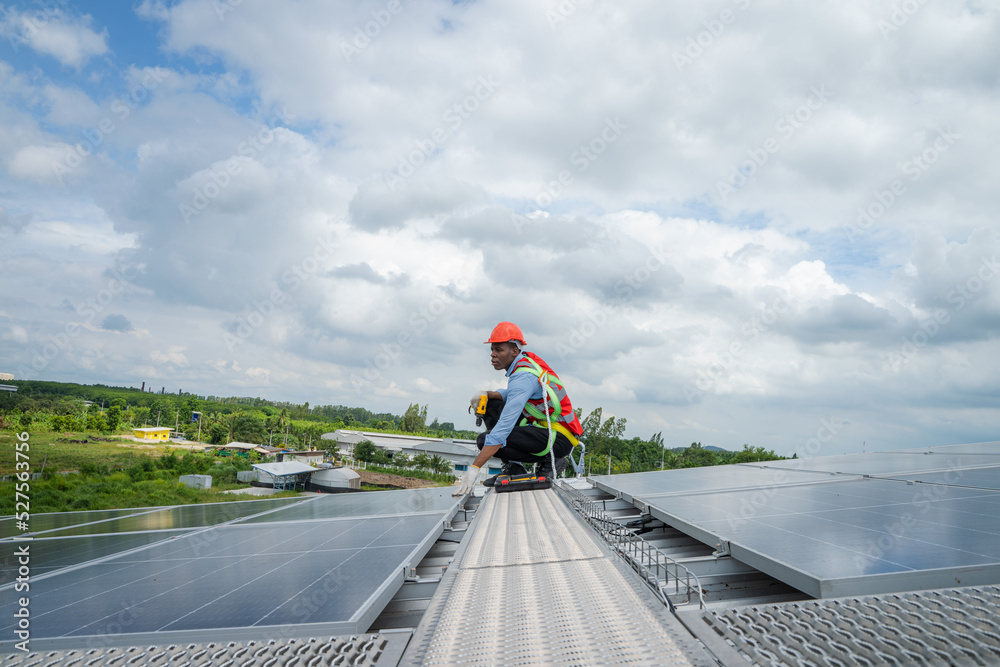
[133,427,172,441]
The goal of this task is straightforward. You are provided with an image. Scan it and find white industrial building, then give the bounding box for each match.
[322,429,502,475]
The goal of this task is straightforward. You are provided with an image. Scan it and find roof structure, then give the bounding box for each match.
[4,441,1000,666]
[324,429,477,452]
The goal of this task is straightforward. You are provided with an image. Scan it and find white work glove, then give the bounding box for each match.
[452,465,481,496]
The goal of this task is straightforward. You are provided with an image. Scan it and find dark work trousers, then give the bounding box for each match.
[475,398,574,465]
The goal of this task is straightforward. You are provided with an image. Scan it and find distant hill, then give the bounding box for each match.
[670,445,730,453]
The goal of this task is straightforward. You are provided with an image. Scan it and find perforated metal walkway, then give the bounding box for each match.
[401,488,712,666]
[679,584,1000,666]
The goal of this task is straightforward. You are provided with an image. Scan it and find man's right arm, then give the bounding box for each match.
[483,373,537,449]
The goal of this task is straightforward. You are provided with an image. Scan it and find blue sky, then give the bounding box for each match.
[1,0,999,456]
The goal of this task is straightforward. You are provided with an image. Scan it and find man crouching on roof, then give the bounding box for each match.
[453,321,584,496]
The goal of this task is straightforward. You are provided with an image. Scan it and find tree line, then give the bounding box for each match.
[0,381,786,471]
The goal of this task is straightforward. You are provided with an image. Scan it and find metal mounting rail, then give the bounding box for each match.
[558,482,706,611]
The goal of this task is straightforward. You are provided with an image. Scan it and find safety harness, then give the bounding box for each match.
[511,353,581,457]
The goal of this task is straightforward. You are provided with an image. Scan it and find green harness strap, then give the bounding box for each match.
[512,357,560,457]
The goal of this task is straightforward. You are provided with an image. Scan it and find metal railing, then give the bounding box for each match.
[557,482,705,611]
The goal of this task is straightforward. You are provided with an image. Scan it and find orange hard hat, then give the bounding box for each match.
[484,322,526,347]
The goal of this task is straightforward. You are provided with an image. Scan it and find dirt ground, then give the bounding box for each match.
[358,470,441,489]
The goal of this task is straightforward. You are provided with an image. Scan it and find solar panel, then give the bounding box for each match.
[759,451,1000,475]
[896,440,1000,455]
[0,531,192,584]
[591,464,846,502]
[884,465,1000,491]
[626,478,1000,597]
[36,497,306,538]
[1,508,141,539]
[0,489,460,647]
[242,487,458,523]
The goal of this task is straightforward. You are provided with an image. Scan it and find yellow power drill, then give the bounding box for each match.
[473,393,487,426]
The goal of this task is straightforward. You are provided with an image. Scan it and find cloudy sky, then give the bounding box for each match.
[1,0,998,457]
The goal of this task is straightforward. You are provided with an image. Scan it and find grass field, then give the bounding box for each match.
[1,430,450,515]
[0,430,296,514]
[0,430,178,477]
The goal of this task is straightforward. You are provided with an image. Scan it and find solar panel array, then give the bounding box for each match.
[0,488,460,650]
[593,442,1000,598]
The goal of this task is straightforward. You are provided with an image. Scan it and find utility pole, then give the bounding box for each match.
[661,445,664,471]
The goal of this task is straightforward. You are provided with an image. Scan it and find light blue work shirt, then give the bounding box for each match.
[484,353,542,449]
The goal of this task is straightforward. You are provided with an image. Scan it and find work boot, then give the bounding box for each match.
[483,462,527,487]
[535,456,568,480]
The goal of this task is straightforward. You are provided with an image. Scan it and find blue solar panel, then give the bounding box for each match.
[0,489,460,645]
[595,444,1000,598]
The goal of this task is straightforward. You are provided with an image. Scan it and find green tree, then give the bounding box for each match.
[412,452,432,470]
[353,440,378,462]
[105,405,123,432]
[209,422,228,445]
[429,455,452,475]
[730,444,784,463]
[678,443,717,468]
[400,403,428,432]
[86,413,107,431]
[579,408,627,458]
[230,412,266,444]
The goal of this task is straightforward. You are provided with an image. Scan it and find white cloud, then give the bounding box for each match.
[7,144,73,184]
[1,0,998,455]
[245,367,270,380]
[2,325,28,343]
[151,346,189,366]
[0,8,109,69]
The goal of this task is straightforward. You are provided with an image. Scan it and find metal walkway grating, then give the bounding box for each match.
[2,632,411,666]
[680,584,1000,666]
[402,488,711,666]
